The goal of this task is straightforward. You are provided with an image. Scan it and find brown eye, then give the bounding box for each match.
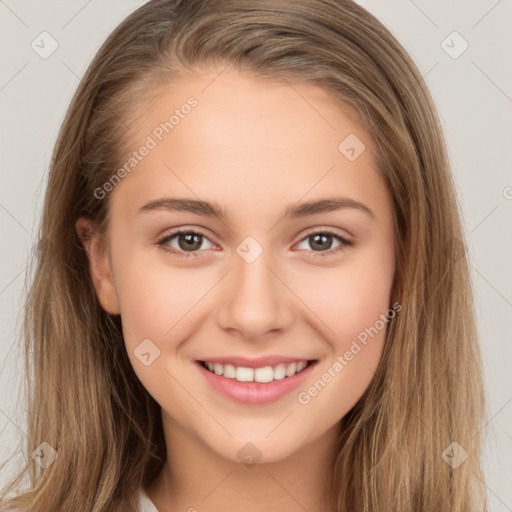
[176,232,203,251]
[157,230,215,258]
[308,233,336,251]
[296,230,353,257]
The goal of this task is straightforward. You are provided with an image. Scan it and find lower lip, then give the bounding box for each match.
[196,361,317,405]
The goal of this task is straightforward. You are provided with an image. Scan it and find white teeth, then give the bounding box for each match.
[235,367,254,382]
[223,364,236,379]
[273,364,286,380]
[254,366,274,383]
[202,360,311,382]
[285,362,297,377]
[296,361,307,372]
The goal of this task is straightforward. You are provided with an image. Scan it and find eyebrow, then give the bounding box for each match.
[137,196,375,220]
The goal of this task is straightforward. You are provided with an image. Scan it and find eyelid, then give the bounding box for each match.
[156,227,217,258]
[293,227,353,258]
[299,225,353,242]
[156,226,353,258]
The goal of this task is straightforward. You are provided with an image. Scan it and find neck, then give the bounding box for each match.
[145,414,340,512]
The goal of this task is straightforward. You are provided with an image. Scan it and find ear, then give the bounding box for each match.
[76,217,121,315]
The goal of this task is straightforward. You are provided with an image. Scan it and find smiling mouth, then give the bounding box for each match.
[198,360,318,383]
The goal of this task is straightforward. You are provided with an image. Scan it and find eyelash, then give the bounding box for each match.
[156,228,353,259]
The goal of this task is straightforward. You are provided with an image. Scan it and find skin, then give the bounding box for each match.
[77,67,396,512]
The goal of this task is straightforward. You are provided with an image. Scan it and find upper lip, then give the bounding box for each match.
[197,356,317,368]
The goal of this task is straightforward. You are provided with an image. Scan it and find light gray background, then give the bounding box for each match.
[0,0,511,508]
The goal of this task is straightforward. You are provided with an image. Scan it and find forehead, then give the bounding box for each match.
[109,67,388,222]
[129,66,370,158]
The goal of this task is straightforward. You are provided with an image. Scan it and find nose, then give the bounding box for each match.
[215,248,295,342]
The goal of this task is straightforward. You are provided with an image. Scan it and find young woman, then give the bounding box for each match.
[0,0,487,510]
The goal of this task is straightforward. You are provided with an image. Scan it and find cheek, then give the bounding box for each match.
[295,275,391,421]
[294,254,393,391]
[113,257,217,402]
[295,257,394,343]
[114,257,210,417]
[293,253,394,416]
[114,251,210,341]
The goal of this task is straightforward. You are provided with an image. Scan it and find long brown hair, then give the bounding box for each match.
[0,1,487,510]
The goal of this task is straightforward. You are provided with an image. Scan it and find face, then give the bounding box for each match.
[78,67,396,465]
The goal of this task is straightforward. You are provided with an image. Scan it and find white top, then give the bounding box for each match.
[136,487,160,512]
